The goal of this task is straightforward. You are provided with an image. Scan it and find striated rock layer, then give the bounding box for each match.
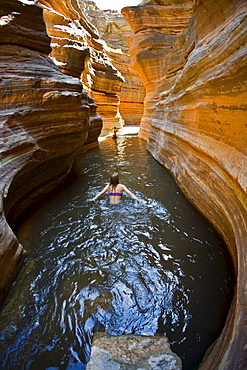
[83,2,145,125]
[0,0,101,305]
[38,0,126,130]
[123,0,247,369]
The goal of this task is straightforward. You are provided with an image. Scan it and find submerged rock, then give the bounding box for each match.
[86,333,182,370]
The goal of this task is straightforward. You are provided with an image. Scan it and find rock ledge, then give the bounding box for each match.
[86,333,182,370]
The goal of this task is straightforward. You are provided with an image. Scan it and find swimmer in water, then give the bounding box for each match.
[87,173,144,204]
[112,127,118,139]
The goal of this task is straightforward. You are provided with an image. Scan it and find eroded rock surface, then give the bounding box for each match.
[86,333,182,370]
[0,0,101,304]
[83,2,145,125]
[38,0,126,129]
[122,0,247,369]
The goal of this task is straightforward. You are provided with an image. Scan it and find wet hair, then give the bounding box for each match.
[109,173,119,188]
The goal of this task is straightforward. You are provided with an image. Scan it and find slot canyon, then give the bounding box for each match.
[0,0,246,369]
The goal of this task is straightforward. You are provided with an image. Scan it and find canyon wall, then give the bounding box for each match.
[83,1,145,125]
[0,0,101,305]
[38,0,144,129]
[123,0,247,368]
[38,0,123,129]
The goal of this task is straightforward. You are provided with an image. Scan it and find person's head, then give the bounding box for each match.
[110,173,119,187]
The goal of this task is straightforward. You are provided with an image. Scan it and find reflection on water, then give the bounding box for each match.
[0,135,233,369]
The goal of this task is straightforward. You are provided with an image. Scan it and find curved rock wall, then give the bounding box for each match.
[38,0,126,129]
[122,0,247,368]
[83,2,145,125]
[0,0,101,305]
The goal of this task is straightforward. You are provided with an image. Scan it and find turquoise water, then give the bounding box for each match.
[0,134,233,369]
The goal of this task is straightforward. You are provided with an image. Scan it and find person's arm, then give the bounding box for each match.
[87,185,109,201]
[122,185,145,202]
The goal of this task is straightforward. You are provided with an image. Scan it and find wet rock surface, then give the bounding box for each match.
[86,333,182,370]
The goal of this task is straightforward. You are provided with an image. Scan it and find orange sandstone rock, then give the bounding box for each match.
[38,0,125,130]
[84,2,145,125]
[123,0,247,368]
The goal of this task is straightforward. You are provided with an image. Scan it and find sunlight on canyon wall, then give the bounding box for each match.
[38,0,144,129]
[83,0,145,125]
[122,0,247,368]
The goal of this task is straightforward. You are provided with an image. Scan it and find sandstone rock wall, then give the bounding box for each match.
[83,2,145,125]
[0,0,101,305]
[38,0,126,130]
[123,0,247,368]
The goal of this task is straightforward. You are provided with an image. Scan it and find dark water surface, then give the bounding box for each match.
[0,134,233,369]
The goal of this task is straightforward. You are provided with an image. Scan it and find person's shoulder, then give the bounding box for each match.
[120,184,127,191]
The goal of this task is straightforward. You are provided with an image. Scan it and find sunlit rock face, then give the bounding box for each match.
[123,0,247,368]
[83,2,145,125]
[38,0,125,130]
[0,0,101,305]
[123,0,195,139]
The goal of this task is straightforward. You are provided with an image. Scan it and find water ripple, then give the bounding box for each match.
[0,136,233,370]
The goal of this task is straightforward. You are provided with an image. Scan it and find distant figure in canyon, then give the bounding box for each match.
[112,127,118,139]
[87,173,144,204]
